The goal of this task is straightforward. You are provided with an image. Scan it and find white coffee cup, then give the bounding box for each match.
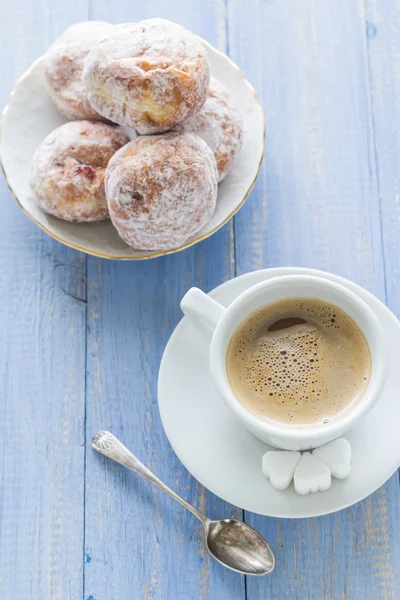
[181,274,388,450]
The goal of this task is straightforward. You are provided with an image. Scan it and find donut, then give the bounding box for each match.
[83,19,210,134]
[175,77,243,181]
[44,21,114,120]
[30,120,130,222]
[105,132,218,250]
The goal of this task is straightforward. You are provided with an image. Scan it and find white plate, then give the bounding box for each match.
[0,39,264,260]
[158,268,400,518]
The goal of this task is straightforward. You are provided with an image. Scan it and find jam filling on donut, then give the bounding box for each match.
[75,165,96,181]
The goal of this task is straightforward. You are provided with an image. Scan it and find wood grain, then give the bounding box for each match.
[83,3,243,600]
[365,0,400,316]
[0,3,88,598]
[227,0,400,598]
[364,3,400,595]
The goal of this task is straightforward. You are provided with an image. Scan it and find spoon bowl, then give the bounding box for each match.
[206,519,275,575]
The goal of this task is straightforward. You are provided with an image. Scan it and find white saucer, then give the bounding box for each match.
[0,37,264,260]
[158,268,400,518]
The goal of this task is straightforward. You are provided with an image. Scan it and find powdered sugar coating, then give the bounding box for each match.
[44,21,114,120]
[105,132,218,250]
[30,120,129,222]
[175,77,243,181]
[84,19,210,134]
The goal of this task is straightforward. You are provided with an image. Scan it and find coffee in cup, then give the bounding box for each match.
[226,298,371,427]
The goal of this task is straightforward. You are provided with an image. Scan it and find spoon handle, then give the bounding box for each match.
[91,431,208,525]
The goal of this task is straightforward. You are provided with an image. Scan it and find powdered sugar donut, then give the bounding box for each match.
[30,121,129,222]
[44,21,114,120]
[105,132,218,250]
[84,19,210,134]
[175,77,243,181]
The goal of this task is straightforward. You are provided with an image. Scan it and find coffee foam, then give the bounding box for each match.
[226,298,371,426]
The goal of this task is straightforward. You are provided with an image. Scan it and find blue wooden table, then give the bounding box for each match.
[1,1,400,598]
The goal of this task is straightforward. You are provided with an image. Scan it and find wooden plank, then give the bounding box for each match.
[364,3,400,595]
[84,3,244,599]
[365,0,400,316]
[0,4,88,599]
[226,0,400,598]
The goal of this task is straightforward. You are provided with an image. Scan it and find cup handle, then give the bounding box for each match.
[181,287,226,340]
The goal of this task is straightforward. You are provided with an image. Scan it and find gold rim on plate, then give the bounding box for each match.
[0,38,266,260]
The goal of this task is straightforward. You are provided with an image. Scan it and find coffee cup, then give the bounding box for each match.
[180,274,388,450]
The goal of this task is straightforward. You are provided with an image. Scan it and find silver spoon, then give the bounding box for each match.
[91,431,275,576]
